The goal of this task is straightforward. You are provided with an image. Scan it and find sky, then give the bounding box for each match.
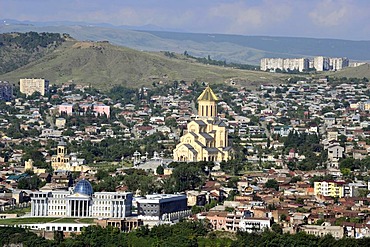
[1,0,370,40]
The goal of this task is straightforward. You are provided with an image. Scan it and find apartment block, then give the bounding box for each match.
[314,181,345,198]
[261,56,349,72]
[329,57,349,71]
[20,78,49,96]
[313,56,330,71]
[260,58,309,72]
[0,81,13,101]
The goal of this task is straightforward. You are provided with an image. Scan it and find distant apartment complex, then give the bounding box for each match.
[260,58,309,72]
[261,56,349,72]
[0,81,13,101]
[20,78,49,96]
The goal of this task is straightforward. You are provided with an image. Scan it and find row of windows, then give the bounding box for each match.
[49,206,66,210]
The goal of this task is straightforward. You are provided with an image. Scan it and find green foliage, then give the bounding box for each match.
[17,175,45,190]
[284,131,325,171]
[339,157,370,171]
[220,159,245,175]
[156,165,164,175]
[0,32,65,74]
[265,179,279,191]
[2,222,370,246]
[0,227,51,246]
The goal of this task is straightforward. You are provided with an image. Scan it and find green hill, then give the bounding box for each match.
[1,40,287,90]
[0,32,67,74]
[326,64,370,80]
[1,22,370,65]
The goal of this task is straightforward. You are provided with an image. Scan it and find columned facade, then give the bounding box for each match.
[30,180,133,218]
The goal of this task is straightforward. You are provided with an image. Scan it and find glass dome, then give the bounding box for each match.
[74,179,93,196]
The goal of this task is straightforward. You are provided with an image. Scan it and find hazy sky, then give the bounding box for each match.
[1,0,370,40]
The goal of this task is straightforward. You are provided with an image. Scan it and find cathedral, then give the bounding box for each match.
[51,140,89,172]
[173,86,233,162]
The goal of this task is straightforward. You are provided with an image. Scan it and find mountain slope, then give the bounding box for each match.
[0,32,67,74]
[1,41,287,90]
[2,22,370,65]
[328,64,370,79]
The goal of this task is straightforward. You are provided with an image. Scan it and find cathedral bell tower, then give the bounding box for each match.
[57,139,67,157]
[197,86,218,118]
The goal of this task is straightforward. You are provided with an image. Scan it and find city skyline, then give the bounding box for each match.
[1,0,370,41]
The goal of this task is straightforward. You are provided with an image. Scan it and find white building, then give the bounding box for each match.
[330,57,349,71]
[19,78,49,96]
[239,217,271,233]
[260,58,309,72]
[314,56,330,71]
[31,180,133,218]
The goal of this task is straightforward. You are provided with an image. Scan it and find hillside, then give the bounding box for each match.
[327,64,370,80]
[1,40,287,90]
[1,21,370,65]
[0,32,67,74]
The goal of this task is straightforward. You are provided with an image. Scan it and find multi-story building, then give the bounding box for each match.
[313,56,330,71]
[173,86,233,162]
[19,78,49,96]
[31,180,133,218]
[260,58,284,71]
[136,194,189,221]
[261,56,349,72]
[58,103,110,118]
[0,81,13,101]
[330,57,349,71]
[299,223,344,239]
[314,181,345,198]
[239,217,271,233]
[260,58,309,72]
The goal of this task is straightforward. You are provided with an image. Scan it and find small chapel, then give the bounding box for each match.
[173,86,233,162]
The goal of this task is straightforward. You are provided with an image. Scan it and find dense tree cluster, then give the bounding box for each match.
[283,131,327,171]
[2,223,370,247]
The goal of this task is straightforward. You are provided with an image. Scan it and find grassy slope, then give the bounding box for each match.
[325,63,370,79]
[3,24,369,65]
[1,41,287,90]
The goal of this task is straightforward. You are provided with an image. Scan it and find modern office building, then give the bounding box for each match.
[19,78,49,96]
[173,86,233,162]
[0,81,13,101]
[136,194,189,221]
[30,180,133,218]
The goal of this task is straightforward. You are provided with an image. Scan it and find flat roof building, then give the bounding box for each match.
[20,78,49,96]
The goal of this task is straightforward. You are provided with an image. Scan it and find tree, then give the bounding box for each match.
[156,165,164,175]
[265,179,279,191]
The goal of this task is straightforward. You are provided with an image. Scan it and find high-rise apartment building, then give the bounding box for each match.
[0,81,13,101]
[20,78,49,96]
[260,58,309,72]
[313,56,330,71]
[329,57,349,71]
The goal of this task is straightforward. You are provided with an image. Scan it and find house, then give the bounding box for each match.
[299,222,344,239]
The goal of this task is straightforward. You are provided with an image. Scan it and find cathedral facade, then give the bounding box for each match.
[173,86,232,162]
[51,140,89,172]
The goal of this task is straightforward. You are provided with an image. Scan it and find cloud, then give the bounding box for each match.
[309,0,353,27]
[207,0,292,34]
